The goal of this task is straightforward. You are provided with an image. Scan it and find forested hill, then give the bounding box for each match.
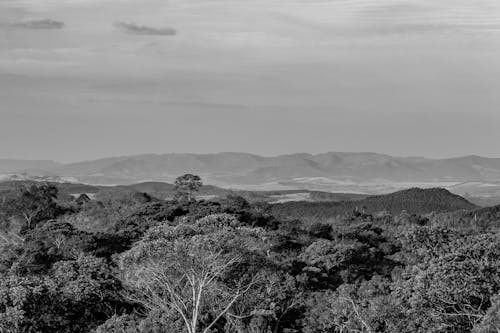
[358,188,477,213]
[269,187,478,219]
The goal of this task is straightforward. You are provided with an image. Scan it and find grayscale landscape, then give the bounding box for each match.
[1,0,500,332]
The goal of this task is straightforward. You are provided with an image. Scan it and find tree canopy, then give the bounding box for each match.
[0,182,499,333]
[174,174,203,202]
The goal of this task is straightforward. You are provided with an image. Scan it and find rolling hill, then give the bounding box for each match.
[2,153,500,203]
[0,179,368,205]
[45,153,500,184]
[268,188,478,220]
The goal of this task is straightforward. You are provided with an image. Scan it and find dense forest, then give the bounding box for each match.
[1,175,500,333]
[269,188,478,221]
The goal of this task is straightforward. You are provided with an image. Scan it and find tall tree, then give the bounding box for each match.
[174,174,203,202]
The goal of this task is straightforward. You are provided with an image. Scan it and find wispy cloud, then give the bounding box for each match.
[113,21,176,36]
[14,19,64,29]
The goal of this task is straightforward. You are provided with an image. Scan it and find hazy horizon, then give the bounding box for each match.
[2,150,500,165]
[2,0,500,161]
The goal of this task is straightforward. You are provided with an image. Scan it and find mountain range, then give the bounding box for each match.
[2,152,500,199]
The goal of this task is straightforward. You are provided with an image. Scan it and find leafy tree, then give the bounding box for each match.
[393,234,500,332]
[0,274,57,333]
[11,221,96,275]
[220,195,250,213]
[0,254,123,333]
[398,226,465,265]
[299,223,398,290]
[308,222,332,240]
[226,271,302,333]
[3,184,60,231]
[174,174,203,202]
[94,314,143,333]
[302,276,401,333]
[94,310,185,333]
[51,254,124,330]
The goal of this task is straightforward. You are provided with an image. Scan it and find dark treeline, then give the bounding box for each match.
[269,187,478,221]
[0,177,500,333]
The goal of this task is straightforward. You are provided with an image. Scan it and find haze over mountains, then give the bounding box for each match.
[1,152,500,199]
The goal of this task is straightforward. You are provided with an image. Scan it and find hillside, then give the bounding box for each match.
[3,153,500,186]
[0,179,366,205]
[269,187,478,220]
[3,153,500,204]
[359,188,477,213]
[56,153,500,185]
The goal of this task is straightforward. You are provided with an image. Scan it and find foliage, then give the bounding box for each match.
[0,254,123,333]
[1,184,62,232]
[174,174,203,202]
[393,234,500,332]
[473,293,500,333]
[269,188,477,220]
[118,217,266,333]
[0,181,499,333]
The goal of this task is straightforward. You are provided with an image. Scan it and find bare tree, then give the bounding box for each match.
[119,226,261,333]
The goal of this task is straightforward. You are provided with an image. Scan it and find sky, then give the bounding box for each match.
[1,0,500,162]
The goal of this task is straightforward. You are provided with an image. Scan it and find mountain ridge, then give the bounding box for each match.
[2,152,500,201]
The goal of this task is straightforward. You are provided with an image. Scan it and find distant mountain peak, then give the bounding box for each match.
[2,153,500,200]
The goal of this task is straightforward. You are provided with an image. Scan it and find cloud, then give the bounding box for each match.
[113,21,176,36]
[15,19,64,29]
